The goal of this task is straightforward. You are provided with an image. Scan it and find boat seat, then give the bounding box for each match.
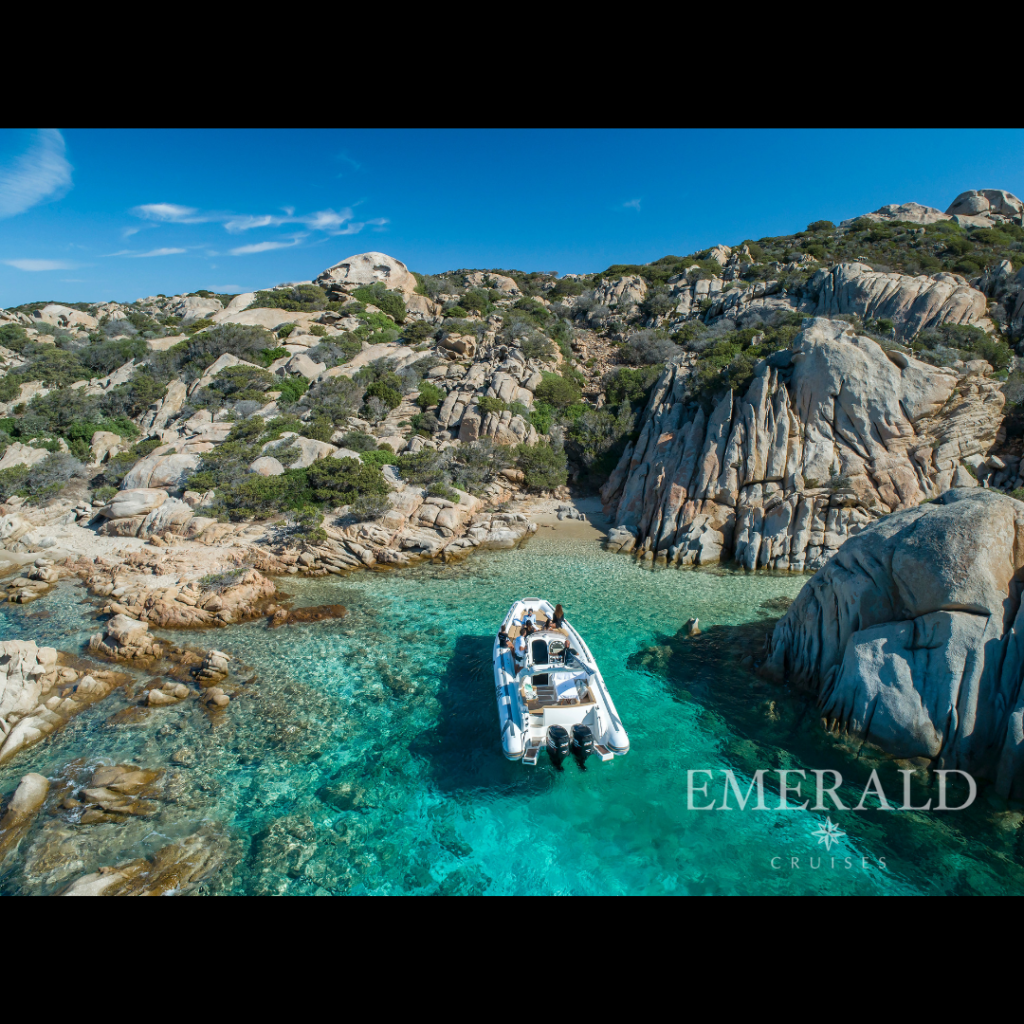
[523,744,541,765]
[594,744,614,762]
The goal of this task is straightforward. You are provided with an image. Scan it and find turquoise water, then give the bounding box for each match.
[3,530,1024,895]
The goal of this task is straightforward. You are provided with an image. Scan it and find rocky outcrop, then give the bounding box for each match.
[602,318,1009,569]
[946,189,1024,228]
[316,251,419,299]
[763,489,1024,799]
[0,641,119,764]
[0,442,51,472]
[842,201,951,227]
[89,569,279,629]
[60,827,236,895]
[808,263,987,337]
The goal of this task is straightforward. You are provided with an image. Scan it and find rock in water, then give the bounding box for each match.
[0,773,49,866]
[762,488,1024,797]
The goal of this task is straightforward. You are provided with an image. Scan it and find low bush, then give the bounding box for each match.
[533,372,581,409]
[252,284,327,312]
[417,380,445,409]
[514,439,567,491]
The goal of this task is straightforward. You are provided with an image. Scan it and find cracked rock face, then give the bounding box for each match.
[762,488,1024,799]
[601,318,1007,570]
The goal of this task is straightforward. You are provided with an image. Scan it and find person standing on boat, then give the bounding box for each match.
[512,624,533,675]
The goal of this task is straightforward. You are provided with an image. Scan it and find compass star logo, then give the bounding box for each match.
[811,817,845,851]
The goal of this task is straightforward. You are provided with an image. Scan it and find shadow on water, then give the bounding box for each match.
[410,634,553,797]
[629,616,1024,895]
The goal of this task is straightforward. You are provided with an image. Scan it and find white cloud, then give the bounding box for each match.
[230,237,305,256]
[0,129,73,219]
[130,202,208,223]
[4,258,76,271]
[623,198,642,212]
[131,247,187,258]
[103,247,188,258]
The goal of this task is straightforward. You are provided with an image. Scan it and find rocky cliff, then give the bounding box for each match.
[762,489,1024,798]
[602,318,1010,569]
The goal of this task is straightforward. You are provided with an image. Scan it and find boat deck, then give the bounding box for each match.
[506,616,568,640]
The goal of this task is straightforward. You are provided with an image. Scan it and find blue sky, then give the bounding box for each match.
[2,128,1023,307]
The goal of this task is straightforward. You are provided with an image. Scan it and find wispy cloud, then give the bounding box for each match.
[623,198,642,212]
[130,202,212,224]
[4,258,76,271]
[0,129,73,219]
[230,237,305,256]
[103,247,188,258]
[130,201,385,241]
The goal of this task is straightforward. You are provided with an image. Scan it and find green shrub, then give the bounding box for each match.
[275,377,310,404]
[417,380,445,409]
[529,401,554,435]
[604,365,661,408]
[402,320,439,344]
[519,333,556,361]
[255,347,291,367]
[277,323,297,339]
[185,318,216,335]
[534,372,581,409]
[515,439,567,491]
[476,396,507,415]
[0,375,21,402]
[92,484,117,503]
[444,305,469,318]
[359,448,399,468]
[807,220,835,232]
[351,284,407,323]
[252,284,327,312]
[0,451,84,504]
[306,455,388,505]
[427,481,459,501]
[337,430,378,452]
[365,379,402,411]
[309,324,328,337]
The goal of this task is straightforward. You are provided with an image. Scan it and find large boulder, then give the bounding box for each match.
[285,353,326,379]
[167,295,222,321]
[278,437,337,469]
[315,252,418,299]
[0,443,50,472]
[89,431,127,466]
[100,488,168,520]
[249,456,285,476]
[763,489,1024,798]
[32,304,97,330]
[946,189,1024,228]
[122,453,199,490]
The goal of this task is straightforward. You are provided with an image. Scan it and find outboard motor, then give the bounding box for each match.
[547,725,570,768]
[571,724,594,767]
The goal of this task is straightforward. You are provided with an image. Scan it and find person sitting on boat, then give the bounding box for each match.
[517,608,537,630]
[551,604,566,630]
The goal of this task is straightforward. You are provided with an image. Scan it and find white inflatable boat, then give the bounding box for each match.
[493,598,630,766]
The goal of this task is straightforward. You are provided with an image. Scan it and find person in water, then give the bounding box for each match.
[551,604,566,629]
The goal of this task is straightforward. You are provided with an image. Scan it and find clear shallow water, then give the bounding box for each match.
[3,531,1024,895]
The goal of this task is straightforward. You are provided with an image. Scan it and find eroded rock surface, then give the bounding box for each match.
[763,489,1024,798]
[602,318,1008,570]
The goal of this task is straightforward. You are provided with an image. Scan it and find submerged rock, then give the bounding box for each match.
[0,774,49,866]
[60,827,236,895]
